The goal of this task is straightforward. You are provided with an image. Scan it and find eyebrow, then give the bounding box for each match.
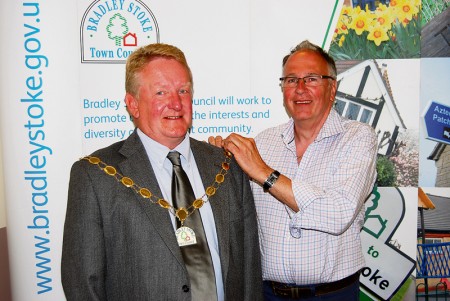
[283,73,322,77]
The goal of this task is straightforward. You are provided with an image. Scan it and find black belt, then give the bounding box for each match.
[268,271,360,298]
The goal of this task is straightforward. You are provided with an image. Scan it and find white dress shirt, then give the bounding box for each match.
[253,109,377,285]
[137,129,224,301]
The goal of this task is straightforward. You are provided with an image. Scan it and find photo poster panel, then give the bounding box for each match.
[419,58,450,186]
[0,0,421,300]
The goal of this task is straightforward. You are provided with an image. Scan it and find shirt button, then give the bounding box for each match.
[182,285,190,292]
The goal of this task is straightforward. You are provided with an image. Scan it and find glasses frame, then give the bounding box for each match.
[279,75,336,88]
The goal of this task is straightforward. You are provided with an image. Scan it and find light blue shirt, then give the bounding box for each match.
[137,129,224,301]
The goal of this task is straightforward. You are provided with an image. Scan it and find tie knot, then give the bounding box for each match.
[167,151,182,166]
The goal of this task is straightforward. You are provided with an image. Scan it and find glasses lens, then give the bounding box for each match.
[304,76,321,86]
[281,75,332,87]
[282,77,298,87]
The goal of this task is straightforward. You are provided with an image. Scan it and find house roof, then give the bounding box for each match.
[428,143,447,161]
[417,193,450,234]
[335,59,407,129]
[335,60,361,74]
[373,60,407,129]
[419,187,435,209]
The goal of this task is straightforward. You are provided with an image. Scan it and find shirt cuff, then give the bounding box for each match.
[289,212,302,238]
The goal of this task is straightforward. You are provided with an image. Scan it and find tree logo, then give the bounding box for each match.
[106,13,129,46]
[80,0,159,63]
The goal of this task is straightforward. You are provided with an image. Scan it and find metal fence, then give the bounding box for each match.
[417,242,450,278]
[417,243,450,300]
[416,282,448,301]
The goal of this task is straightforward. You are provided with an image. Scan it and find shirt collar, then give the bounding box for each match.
[137,129,192,167]
[315,108,345,141]
[281,119,296,146]
[281,108,345,145]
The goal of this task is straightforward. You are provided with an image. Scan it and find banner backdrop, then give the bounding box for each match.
[0,1,81,300]
[78,0,342,154]
[1,1,420,300]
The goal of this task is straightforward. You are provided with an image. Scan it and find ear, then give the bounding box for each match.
[125,93,139,119]
[330,80,337,102]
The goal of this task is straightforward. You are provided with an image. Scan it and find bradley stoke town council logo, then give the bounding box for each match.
[81,0,159,63]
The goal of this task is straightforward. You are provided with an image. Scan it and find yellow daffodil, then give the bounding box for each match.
[330,0,420,58]
[397,0,419,23]
[338,35,346,47]
[336,19,349,35]
[373,7,394,30]
[367,24,389,46]
[351,10,370,35]
[389,0,399,8]
[340,5,353,16]
[376,3,389,12]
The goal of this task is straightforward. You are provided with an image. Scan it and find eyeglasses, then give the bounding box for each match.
[279,75,335,88]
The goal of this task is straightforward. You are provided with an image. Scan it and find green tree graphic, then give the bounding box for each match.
[106,13,129,46]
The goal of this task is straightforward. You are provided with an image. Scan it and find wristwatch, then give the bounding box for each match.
[263,170,280,192]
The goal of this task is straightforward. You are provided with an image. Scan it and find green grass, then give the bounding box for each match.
[422,0,449,25]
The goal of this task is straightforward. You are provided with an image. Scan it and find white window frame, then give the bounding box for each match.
[335,97,376,125]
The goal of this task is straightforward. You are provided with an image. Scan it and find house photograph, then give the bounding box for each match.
[336,59,420,187]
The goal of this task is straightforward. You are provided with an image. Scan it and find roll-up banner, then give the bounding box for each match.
[0,1,81,300]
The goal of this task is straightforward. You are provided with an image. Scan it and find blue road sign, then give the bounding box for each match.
[422,100,450,145]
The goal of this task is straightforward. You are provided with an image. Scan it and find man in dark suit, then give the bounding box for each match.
[61,43,263,301]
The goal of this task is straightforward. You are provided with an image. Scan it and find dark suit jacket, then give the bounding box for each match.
[61,131,263,301]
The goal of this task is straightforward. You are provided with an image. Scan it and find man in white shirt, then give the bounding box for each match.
[210,40,377,300]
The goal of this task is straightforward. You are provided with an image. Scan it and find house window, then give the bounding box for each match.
[425,238,442,244]
[335,99,375,125]
[360,109,373,124]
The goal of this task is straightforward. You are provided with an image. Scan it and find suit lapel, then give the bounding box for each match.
[117,132,185,266]
[190,139,230,280]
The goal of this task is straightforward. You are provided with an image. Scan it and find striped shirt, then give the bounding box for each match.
[253,109,377,285]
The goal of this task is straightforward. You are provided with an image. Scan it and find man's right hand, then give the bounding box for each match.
[208,136,224,148]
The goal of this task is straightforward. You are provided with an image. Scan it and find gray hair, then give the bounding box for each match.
[282,40,337,78]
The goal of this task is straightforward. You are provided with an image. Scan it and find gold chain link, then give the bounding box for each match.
[81,150,233,224]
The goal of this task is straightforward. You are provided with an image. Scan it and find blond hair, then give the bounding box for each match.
[125,43,193,97]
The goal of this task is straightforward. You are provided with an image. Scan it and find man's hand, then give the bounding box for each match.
[222,133,272,185]
[208,136,224,148]
[208,134,298,211]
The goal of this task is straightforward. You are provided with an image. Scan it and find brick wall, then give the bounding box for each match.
[435,145,450,187]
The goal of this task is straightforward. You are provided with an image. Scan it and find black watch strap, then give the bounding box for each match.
[263,170,280,192]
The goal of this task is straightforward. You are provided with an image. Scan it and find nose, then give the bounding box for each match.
[294,78,308,92]
[168,93,182,110]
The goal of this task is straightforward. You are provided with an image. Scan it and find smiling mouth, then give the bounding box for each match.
[294,100,311,104]
[166,116,182,119]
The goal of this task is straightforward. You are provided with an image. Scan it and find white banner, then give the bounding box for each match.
[77,0,343,153]
[0,1,80,300]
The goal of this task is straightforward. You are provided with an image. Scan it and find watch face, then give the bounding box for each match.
[263,170,280,192]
